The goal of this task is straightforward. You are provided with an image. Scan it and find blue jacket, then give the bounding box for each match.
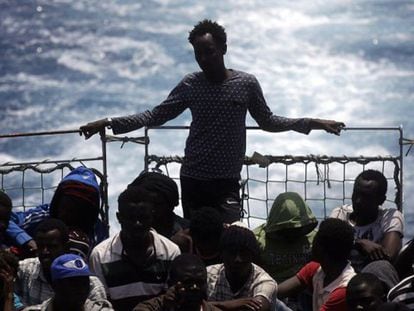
[6,166,107,246]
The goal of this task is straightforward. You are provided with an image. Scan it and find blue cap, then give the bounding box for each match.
[51,254,91,281]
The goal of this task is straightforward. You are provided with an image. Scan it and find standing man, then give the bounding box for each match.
[80,19,345,219]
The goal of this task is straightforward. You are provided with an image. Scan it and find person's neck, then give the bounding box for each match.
[225,264,252,293]
[321,261,348,287]
[204,67,230,84]
[351,209,379,226]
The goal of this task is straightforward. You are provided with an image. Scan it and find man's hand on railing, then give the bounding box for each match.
[79,118,111,139]
[310,118,346,136]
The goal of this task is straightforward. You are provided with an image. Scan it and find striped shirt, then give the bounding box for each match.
[89,230,180,311]
[112,70,311,179]
[388,275,414,308]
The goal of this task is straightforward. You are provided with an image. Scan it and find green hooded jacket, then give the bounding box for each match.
[253,192,318,283]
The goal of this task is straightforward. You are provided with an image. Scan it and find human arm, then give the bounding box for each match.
[247,76,345,135]
[355,231,402,262]
[0,265,17,311]
[211,296,269,311]
[308,118,345,136]
[277,275,306,299]
[80,78,190,139]
[320,287,348,311]
[394,239,414,279]
[6,205,50,255]
[278,261,319,299]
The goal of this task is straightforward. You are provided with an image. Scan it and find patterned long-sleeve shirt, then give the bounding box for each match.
[112,70,311,179]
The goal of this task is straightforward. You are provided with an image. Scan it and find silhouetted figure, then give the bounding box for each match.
[80,19,345,220]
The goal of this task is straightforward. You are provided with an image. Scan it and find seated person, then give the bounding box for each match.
[171,206,224,266]
[127,171,189,238]
[16,219,106,306]
[361,260,399,294]
[0,249,24,311]
[330,170,404,272]
[278,218,356,311]
[346,272,386,311]
[23,253,113,311]
[207,225,277,311]
[7,167,107,257]
[387,271,414,309]
[394,237,414,280]
[254,191,317,284]
[89,186,180,311]
[0,191,13,247]
[133,254,220,311]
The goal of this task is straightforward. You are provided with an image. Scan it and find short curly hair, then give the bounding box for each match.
[188,19,227,46]
[313,218,354,262]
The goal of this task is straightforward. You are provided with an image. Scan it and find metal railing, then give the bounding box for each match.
[0,125,406,228]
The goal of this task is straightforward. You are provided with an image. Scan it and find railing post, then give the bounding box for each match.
[399,125,404,212]
[99,128,110,230]
[144,127,149,172]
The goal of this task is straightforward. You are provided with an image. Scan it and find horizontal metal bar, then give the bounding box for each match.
[0,129,81,139]
[146,125,402,131]
[0,157,103,167]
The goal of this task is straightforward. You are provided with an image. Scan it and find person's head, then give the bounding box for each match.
[128,171,179,233]
[190,206,223,253]
[352,170,387,221]
[346,273,385,311]
[117,186,155,253]
[265,192,318,239]
[35,218,69,274]
[50,167,100,235]
[188,19,227,76]
[312,218,354,267]
[50,254,91,310]
[220,225,260,281]
[168,254,207,310]
[0,250,19,298]
[0,191,12,234]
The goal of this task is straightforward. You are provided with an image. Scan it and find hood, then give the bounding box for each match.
[264,192,317,233]
[49,166,100,218]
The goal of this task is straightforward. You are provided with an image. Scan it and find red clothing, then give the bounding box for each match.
[296,261,351,311]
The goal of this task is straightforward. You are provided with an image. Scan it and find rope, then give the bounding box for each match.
[105,135,149,148]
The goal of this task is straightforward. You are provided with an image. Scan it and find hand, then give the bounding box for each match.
[24,239,38,256]
[79,118,110,139]
[162,283,182,309]
[0,266,15,296]
[311,119,345,136]
[355,239,389,261]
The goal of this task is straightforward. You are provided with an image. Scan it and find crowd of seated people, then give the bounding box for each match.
[1,167,413,310]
